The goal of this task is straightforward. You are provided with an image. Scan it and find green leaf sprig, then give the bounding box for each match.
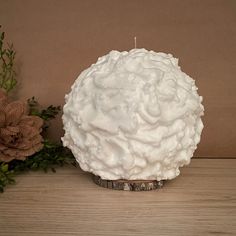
[27,96,61,130]
[0,26,75,193]
[0,163,15,193]
[0,141,76,192]
[0,25,17,93]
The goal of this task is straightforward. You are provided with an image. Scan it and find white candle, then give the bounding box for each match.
[62,49,204,181]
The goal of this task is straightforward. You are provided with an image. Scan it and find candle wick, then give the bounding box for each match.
[134,36,137,49]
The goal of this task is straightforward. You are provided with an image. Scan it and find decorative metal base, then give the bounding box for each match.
[93,175,164,191]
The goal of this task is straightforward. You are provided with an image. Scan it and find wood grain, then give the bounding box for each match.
[93,175,164,191]
[0,159,235,236]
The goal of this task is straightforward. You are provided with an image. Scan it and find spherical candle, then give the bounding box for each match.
[62,49,204,181]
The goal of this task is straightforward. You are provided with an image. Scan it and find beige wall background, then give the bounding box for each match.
[0,0,236,157]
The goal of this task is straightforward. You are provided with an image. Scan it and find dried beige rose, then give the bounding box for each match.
[0,90,44,162]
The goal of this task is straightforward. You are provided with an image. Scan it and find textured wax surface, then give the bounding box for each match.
[62,49,204,181]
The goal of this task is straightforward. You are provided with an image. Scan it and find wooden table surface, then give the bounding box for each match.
[0,159,235,236]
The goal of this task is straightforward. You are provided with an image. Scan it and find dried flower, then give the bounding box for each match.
[0,89,44,162]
